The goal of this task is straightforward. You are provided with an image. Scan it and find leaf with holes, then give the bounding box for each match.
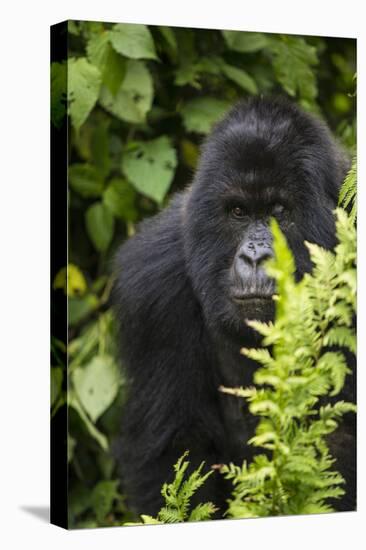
[110,23,158,60]
[181,97,231,134]
[121,136,177,203]
[72,355,121,423]
[85,202,115,252]
[99,60,153,124]
[68,57,101,131]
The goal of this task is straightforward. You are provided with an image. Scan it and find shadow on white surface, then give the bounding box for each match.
[20,506,49,523]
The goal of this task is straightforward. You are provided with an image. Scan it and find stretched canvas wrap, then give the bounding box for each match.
[50,20,357,529]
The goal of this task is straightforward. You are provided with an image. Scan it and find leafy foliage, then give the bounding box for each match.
[267,35,318,109]
[128,452,217,525]
[339,156,357,223]
[51,20,356,527]
[121,137,177,203]
[220,209,356,518]
[68,57,101,131]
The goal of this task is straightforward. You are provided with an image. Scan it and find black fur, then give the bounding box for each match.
[113,97,355,516]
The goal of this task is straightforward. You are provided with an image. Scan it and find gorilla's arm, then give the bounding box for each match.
[113,194,225,515]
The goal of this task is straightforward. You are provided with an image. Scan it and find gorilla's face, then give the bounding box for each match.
[183,98,344,338]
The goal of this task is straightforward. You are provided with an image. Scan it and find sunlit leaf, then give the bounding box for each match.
[87,32,126,95]
[68,57,101,130]
[53,264,87,297]
[99,60,153,124]
[121,136,177,203]
[72,355,121,422]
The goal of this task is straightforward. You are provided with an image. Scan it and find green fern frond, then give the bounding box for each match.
[136,451,217,524]
[222,206,356,518]
[339,157,357,223]
[189,502,218,522]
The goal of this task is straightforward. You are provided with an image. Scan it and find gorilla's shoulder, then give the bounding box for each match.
[113,190,195,320]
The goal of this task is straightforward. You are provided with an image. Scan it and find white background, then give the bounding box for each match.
[0,1,364,548]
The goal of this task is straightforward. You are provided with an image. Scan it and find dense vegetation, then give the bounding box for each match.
[51,21,356,528]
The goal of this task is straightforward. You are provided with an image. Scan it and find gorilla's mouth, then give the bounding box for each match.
[231,293,274,304]
[230,293,275,322]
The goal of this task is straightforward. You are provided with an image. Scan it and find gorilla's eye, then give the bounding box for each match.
[230,206,246,219]
[271,203,285,216]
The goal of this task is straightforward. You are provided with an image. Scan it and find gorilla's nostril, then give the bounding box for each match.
[237,240,272,268]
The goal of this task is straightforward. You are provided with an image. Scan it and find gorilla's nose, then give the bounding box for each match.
[238,240,273,268]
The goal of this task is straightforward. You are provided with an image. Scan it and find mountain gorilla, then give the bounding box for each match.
[113,97,355,516]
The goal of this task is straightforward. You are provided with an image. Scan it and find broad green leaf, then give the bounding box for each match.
[90,481,120,522]
[69,391,108,450]
[53,264,87,297]
[222,30,268,52]
[87,32,126,95]
[68,57,101,131]
[85,202,115,252]
[221,63,258,94]
[51,367,63,407]
[268,35,318,102]
[121,136,177,203]
[110,23,158,60]
[102,48,127,96]
[87,32,110,67]
[103,178,138,221]
[99,60,153,124]
[72,355,121,422]
[68,294,99,326]
[69,164,104,198]
[51,62,67,128]
[181,97,231,134]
